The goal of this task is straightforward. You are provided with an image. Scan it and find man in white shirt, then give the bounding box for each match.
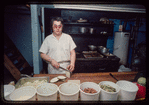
[39,17,76,74]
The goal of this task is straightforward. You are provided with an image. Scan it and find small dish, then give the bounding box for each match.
[57,76,66,80]
[50,77,59,83]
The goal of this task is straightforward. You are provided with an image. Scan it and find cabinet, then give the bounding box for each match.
[63,22,114,37]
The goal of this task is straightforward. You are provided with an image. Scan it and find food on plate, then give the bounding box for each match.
[50,77,59,83]
[100,84,116,92]
[50,76,67,83]
[66,71,71,78]
[83,88,97,93]
[21,80,47,88]
[57,76,66,80]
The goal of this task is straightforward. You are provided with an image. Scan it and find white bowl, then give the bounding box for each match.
[80,82,100,101]
[4,85,15,100]
[36,83,58,101]
[99,81,120,101]
[59,82,80,101]
[4,85,15,97]
[116,80,138,101]
[10,86,36,101]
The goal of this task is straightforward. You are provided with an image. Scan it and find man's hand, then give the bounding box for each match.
[67,49,76,72]
[51,59,60,69]
[67,64,75,72]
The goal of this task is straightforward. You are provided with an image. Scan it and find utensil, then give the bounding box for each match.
[109,73,118,81]
[59,66,72,73]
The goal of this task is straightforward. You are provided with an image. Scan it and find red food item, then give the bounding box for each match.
[135,83,146,99]
[83,88,97,93]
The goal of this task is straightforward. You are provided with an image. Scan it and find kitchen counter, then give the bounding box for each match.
[75,52,120,73]
[76,51,120,61]
[9,71,139,102]
[34,71,138,86]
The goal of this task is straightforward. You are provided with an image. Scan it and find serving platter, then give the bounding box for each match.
[15,77,49,89]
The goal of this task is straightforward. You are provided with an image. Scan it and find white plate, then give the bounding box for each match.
[50,77,59,83]
[57,76,66,80]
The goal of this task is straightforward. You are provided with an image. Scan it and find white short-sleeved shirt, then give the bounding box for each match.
[39,33,76,74]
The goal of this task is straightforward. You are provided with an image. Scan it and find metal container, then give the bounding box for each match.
[88,45,97,51]
[90,28,96,34]
[82,51,104,58]
[106,53,116,59]
[113,32,130,65]
[15,77,49,89]
[97,46,109,54]
[79,27,88,34]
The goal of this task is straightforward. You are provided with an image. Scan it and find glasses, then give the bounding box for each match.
[53,25,62,29]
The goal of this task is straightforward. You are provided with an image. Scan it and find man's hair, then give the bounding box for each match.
[50,17,64,27]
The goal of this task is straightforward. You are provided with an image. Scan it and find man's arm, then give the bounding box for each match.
[40,53,60,69]
[67,49,76,72]
[40,52,52,62]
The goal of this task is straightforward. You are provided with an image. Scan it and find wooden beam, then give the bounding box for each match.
[4,53,21,81]
[31,4,43,74]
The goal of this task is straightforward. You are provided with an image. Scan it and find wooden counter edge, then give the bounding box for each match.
[33,71,138,77]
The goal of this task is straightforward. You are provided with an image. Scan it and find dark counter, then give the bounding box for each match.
[74,53,120,73]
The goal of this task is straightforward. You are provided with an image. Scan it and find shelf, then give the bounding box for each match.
[63,22,114,37]
[64,22,114,27]
[69,33,113,37]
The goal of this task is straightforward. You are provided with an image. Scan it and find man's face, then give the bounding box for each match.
[52,21,63,36]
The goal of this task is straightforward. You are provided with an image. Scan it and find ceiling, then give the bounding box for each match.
[38,4,146,13]
[5,4,146,13]
[4,4,146,18]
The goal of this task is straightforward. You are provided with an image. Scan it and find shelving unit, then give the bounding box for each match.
[64,22,114,26]
[63,22,114,37]
[66,33,112,37]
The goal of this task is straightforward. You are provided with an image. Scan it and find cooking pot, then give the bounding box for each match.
[90,28,96,34]
[98,46,109,54]
[88,45,97,51]
[79,27,88,34]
